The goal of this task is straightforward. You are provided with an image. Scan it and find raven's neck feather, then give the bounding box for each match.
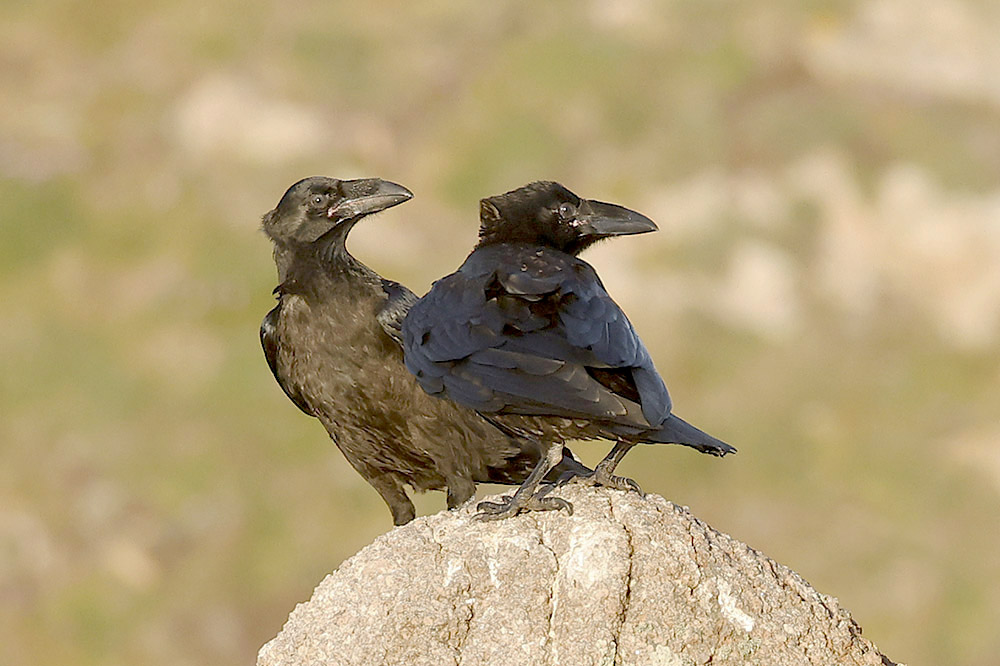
[474,231,601,256]
[274,222,379,290]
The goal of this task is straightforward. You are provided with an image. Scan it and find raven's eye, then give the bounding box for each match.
[312,195,324,206]
[557,203,575,220]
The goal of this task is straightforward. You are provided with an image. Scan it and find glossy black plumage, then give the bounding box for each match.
[260,176,589,525]
[403,181,735,519]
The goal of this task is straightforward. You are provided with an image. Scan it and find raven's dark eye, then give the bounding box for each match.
[557,203,575,220]
[312,195,324,206]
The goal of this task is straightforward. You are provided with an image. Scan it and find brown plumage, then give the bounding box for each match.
[260,176,589,525]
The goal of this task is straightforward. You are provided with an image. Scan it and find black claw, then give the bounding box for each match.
[568,469,643,495]
[544,497,574,515]
[473,494,574,521]
[476,497,513,514]
[611,474,643,495]
[625,478,645,497]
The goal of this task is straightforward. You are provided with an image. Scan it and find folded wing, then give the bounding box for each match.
[403,245,672,431]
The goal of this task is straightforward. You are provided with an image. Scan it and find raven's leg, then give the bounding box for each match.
[362,471,416,525]
[568,440,643,495]
[334,436,417,525]
[475,441,572,521]
[446,476,476,510]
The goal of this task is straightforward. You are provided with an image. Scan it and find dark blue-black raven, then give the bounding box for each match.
[260,176,590,525]
[402,181,735,519]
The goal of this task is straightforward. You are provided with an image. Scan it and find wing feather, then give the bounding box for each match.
[261,303,314,416]
[403,244,672,429]
[376,279,418,346]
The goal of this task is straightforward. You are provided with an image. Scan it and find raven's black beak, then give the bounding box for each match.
[328,178,413,220]
[576,199,658,237]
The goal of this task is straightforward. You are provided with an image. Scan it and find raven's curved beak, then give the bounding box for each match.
[577,199,658,237]
[328,178,413,220]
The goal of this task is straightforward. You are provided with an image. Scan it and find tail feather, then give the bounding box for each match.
[651,414,736,456]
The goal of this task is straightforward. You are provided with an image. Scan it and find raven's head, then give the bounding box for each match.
[476,181,657,255]
[262,176,412,246]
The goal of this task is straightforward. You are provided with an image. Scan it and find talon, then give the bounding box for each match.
[476,497,513,514]
[616,475,644,496]
[474,509,515,522]
[569,469,643,495]
[473,493,574,521]
[542,497,574,515]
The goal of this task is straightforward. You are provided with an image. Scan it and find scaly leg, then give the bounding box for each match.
[476,441,572,521]
[568,440,643,495]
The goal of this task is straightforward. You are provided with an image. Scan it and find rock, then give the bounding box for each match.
[257,486,900,666]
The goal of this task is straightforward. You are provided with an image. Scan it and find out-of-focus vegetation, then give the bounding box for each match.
[2,1,998,664]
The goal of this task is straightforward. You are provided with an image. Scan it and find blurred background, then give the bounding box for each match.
[2,0,999,664]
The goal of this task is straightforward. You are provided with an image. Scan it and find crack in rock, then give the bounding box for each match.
[608,492,635,666]
[531,513,559,663]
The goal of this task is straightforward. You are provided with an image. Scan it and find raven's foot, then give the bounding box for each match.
[474,491,573,521]
[565,440,643,495]
[567,467,643,495]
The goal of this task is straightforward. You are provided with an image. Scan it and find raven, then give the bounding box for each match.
[403,181,735,520]
[260,176,589,525]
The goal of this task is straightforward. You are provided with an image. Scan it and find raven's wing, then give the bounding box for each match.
[261,302,314,416]
[403,245,671,429]
[376,278,419,346]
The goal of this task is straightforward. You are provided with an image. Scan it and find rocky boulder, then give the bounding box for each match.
[258,486,900,666]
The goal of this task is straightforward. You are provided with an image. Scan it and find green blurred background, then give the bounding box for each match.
[2,1,999,664]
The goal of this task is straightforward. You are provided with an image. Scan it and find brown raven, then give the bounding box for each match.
[260,176,589,525]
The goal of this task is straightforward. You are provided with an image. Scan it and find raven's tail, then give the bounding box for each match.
[650,414,737,456]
